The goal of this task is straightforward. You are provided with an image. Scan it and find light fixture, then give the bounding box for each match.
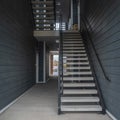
[56,2,61,5]
[56,39,59,43]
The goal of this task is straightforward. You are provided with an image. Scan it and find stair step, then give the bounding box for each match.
[66,62,89,65]
[63,31,79,33]
[63,35,81,39]
[35,20,55,25]
[63,54,87,57]
[61,105,102,112]
[36,26,55,29]
[65,66,90,70]
[63,41,83,44]
[34,17,54,20]
[63,47,85,50]
[32,7,54,10]
[64,58,88,60]
[63,89,97,94]
[63,77,94,81]
[64,71,92,75]
[35,22,54,24]
[63,50,85,53]
[63,44,84,47]
[32,1,53,5]
[63,33,81,35]
[61,97,99,102]
[33,12,54,15]
[63,83,95,87]
[63,38,82,40]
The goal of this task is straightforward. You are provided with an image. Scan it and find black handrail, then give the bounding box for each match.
[80,15,106,114]
[58,14,63,114]
[81,16,111,82]
[83,37,106,114]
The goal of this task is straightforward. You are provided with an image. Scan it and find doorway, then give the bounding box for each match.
[49,51,59,77]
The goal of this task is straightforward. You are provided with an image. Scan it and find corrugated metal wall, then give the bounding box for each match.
[81,0,120,119]
[0,0,35,110]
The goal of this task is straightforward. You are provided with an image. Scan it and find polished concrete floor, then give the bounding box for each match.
[0,79,112,120]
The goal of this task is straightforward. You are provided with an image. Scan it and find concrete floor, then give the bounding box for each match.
[0,79,112,120]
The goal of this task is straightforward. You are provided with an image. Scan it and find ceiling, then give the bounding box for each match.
[35,36,59,51]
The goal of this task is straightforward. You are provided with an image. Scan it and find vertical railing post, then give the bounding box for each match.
[58,14,63,114]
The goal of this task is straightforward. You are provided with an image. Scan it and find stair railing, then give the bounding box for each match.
[58,14,63,114]
[81,16,110,82]
[81,16,106,114]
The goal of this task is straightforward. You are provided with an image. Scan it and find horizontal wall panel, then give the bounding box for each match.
[0,0,35,110]
[81,0,120,119]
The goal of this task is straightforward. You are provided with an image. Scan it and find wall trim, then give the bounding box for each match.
[0,88,32,114]
[106,110,117,120]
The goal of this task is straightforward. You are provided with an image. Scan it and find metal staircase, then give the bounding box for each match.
[31,0,56,30]
[58,31,105,114]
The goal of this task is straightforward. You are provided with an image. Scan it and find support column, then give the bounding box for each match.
[71,0,73,28]
[78,0,80,30]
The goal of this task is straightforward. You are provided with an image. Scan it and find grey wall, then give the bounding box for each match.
[81,0,120,119]
[0,0,35,110]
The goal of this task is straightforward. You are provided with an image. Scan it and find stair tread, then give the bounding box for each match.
[64,58,88,60]
[64,71,92,75]
[63,39,82,40]
[63,50,85,52]
[33,7,54,10]
[66,62,89,65]
[65,66,90,70]
[63,41,83,43]
[61,97,99,102]
[63,77,94,81]
[63,54,87,57]
[63,89,98,94]
[63,83,95,87]
[63,47,85,49]
[61,105,102,112]
[34,17,54,20]
[32,1,53,4]
[63,44,84,47]
[63,50,86,52]
[33,12,54,15]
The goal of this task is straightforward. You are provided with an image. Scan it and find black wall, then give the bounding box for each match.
[73,0,78,24]
[0,0,35,110]
[46,45,50,81]
[81,0,120,119]
[37,42,44,82]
